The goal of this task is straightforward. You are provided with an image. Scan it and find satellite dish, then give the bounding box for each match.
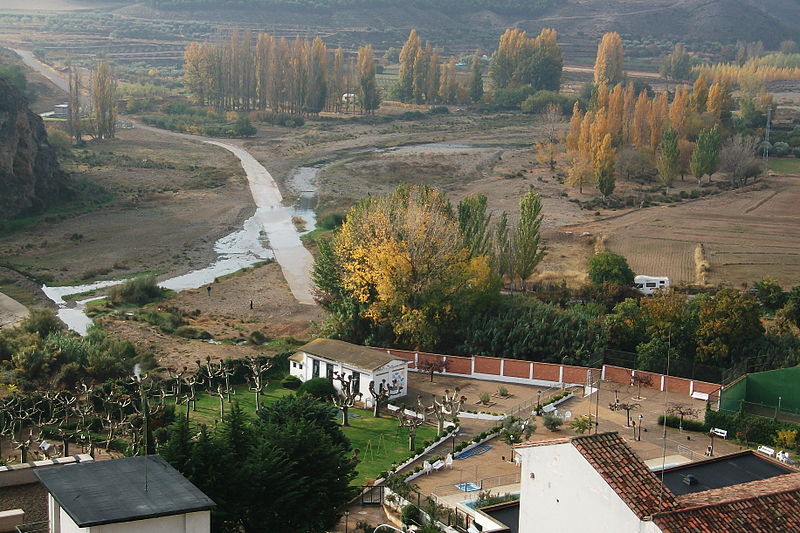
[565,411,573,419]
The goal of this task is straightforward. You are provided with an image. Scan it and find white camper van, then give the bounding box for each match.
[634,275,670,295]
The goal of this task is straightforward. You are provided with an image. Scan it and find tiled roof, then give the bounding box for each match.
[654,486,800,533]
[294,338,406,372]
[570,432,678,518]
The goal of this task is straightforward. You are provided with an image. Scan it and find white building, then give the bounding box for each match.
[514,432,800,533]
[34,455,215,533]
[289,338,408,405]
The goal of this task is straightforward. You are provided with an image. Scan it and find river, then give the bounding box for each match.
[12,49,317,334]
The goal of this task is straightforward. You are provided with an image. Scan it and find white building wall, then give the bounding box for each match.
[517,443,659,533]
[49,495,211,533]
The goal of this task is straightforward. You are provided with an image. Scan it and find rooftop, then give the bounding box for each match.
[658,451,794,496]
[35,455,215,527]
[292,338,406,372]
[517,433,678,518]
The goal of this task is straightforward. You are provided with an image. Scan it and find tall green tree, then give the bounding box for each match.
[657,128,680,194]
[357,45,380,114]
[469,50,484,103]
[92,59,116,140]
[690,125,721,184]
[458,194,493,258]
[513,189,546,290]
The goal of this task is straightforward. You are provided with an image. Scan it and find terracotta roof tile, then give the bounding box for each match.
[654,487,800,533]
[676,472,800,508]
[570,432,678,519]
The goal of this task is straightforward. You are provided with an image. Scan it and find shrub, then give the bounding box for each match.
[543,413,563,431]
[520,90,575,114]
[428,106,449,114]
[400,504,420,525]
[297,377,336,400]
[174,326,212,340]
[772,142,790,157]
[319,213,345,230]
[22,308,63,337]
[110,276,163,306]
[658,414,707,432]
[281,375,302,390]
[588,252,635,286]
[493,86,536,108]
[705,409,800,446]
[479,392,491,405]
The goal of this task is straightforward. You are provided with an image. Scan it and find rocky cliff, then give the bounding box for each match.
[0,76,71,221]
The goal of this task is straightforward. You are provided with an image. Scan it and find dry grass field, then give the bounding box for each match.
[568,174,800,287]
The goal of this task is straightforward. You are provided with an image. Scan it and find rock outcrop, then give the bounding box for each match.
[0,76,71,221]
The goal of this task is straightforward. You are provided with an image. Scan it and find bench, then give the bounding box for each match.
[711,427,727,439]
[758,445,776,457]
[691,391,709,401]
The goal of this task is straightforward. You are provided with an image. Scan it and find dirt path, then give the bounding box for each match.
[0,292,28,329]
[13,49,315,307]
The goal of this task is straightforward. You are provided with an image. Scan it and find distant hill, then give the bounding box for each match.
[111,0,799,52]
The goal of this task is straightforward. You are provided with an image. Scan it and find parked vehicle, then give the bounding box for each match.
[634,275,670,295]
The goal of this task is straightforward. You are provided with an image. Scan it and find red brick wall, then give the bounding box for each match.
[445,356,472,375]
[563,365,588,384]
[604,365,633,385]
[633,371,662,391]
[503,359,532,379]
[533,363,560,381]
[693,381,721,395]
[474,356,502,375]
[665,376,691,395]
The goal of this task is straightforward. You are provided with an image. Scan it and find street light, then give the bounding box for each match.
[344,511,350,533]
[637,414,643,441]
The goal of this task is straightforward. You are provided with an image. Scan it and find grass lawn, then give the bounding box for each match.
[342,408,438,486]
[177,383,438,486]
[769,158,800,174]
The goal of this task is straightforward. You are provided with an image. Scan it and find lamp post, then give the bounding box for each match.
[536,390,542,414]
[777,396,782,419]
[637,414,643,441]
[344,511,350,533]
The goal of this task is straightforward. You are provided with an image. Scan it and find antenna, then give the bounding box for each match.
[133,364,148,493]
[659,329,671,507]
[762,106,772,176]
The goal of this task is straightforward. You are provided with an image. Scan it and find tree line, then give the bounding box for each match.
[183,30,378,115]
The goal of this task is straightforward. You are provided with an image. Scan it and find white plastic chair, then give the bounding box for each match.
[445,454,453,469]
[422,460,432,475]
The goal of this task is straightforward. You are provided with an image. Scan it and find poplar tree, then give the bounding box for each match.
[690,73,709,113]
[92,59,116,140]
[469,50,484,103]
[594,32,624,86]
[513,189,546,291]
[594,133,616,198]
[305,37,328,115]
[357,45,380,114]
[690,126,721,184]
[67,64,82,144]
[657,128,680,194]
[398,30,421,102]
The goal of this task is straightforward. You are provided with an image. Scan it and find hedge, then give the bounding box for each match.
[657,414,707,432]
[704,409,800,447]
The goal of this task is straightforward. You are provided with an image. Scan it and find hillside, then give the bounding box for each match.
[0,76,71,221]
[106,0,800,51]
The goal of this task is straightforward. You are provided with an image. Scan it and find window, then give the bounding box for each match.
[326,363,334,380]
[352,371,361,394]
[312,359,320,378]
[646,282,657,288]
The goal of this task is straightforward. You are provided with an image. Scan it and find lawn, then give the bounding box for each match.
[177,383,438,486]
[342,408,439,486]
[769,158,800,174]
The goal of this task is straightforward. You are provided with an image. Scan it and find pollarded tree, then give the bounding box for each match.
[657,128,680,194]
[332,371,362,427]
[513,189,546,291]
[368,378,397,418]
[594,32,624,86]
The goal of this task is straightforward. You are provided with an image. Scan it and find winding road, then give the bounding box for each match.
[12,49,316,326]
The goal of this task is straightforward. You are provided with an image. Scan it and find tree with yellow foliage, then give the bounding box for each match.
[631,90,650,148]
[690,73,709,113]
[315,185,499,350]
[594,32,624,86]
[594,133,616,198]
